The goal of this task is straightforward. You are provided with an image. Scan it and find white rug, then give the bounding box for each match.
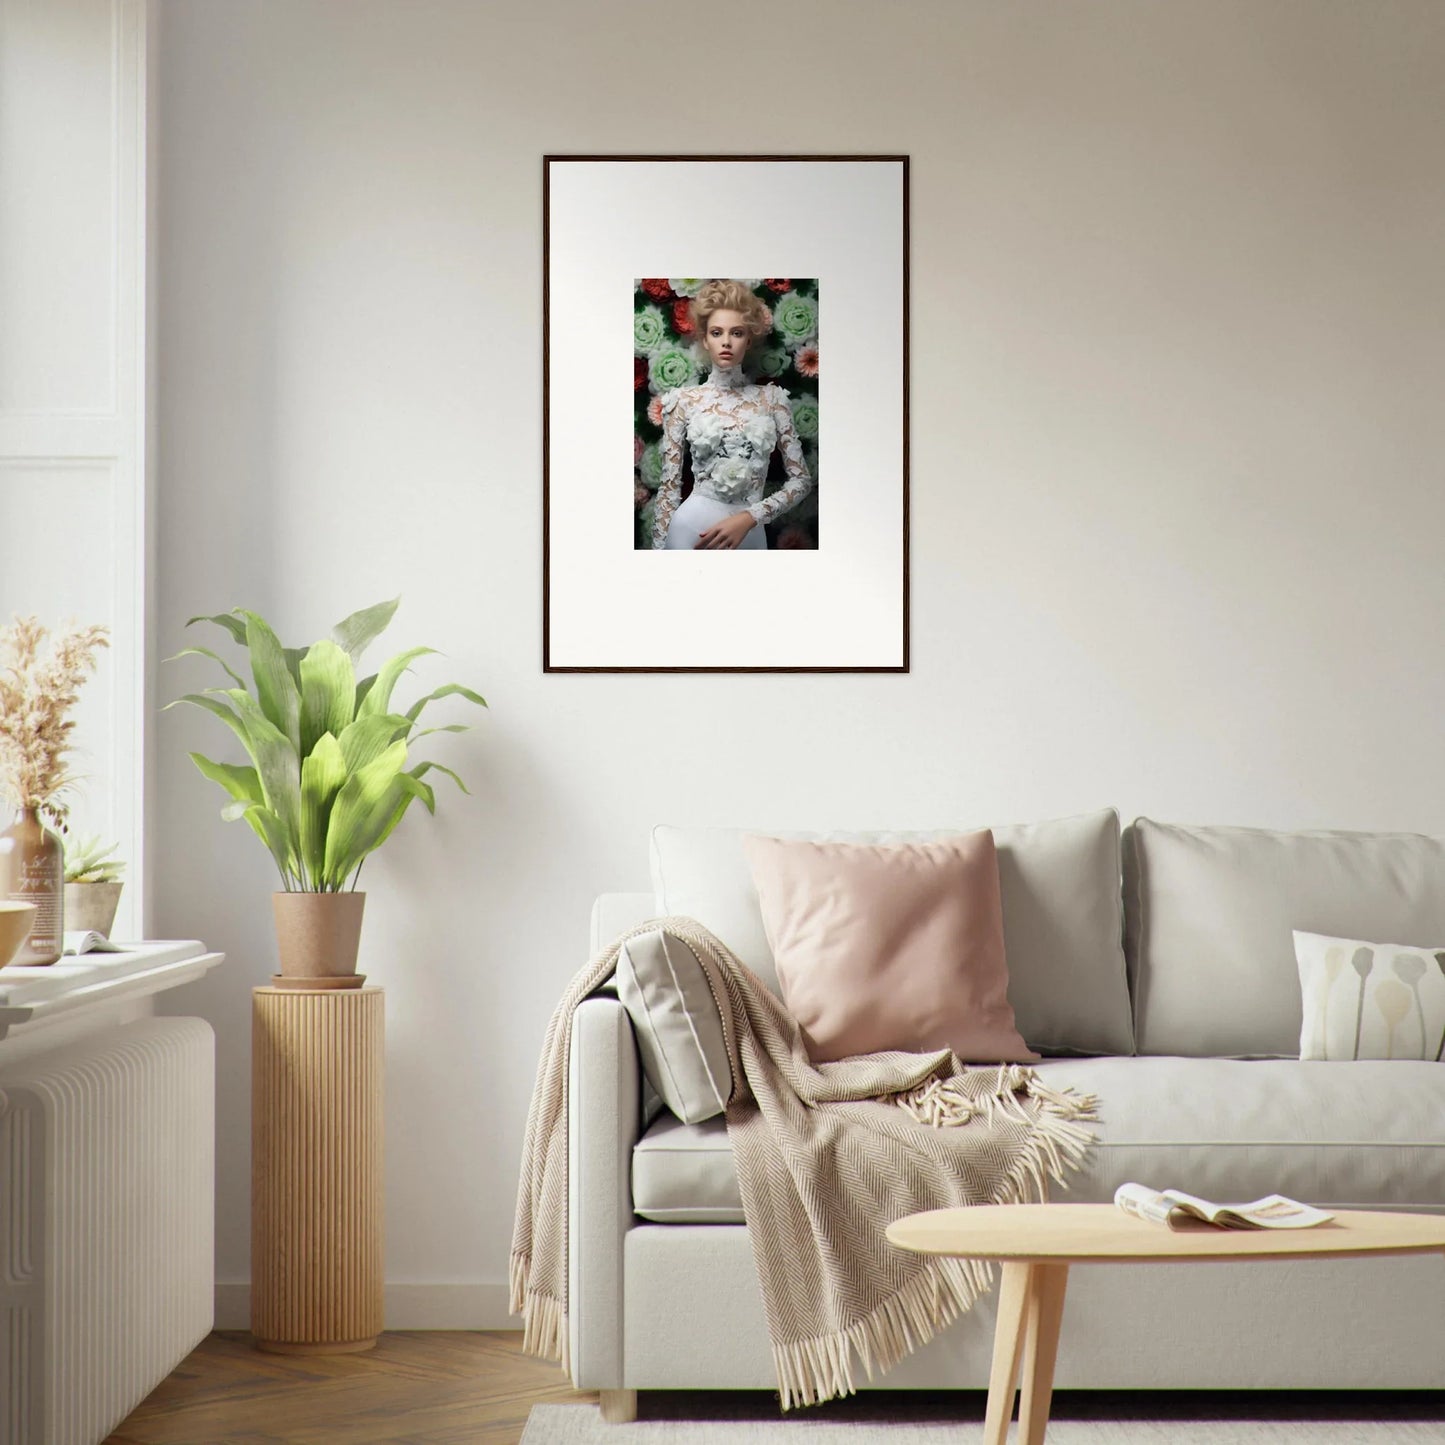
[522,1393,1445,1443]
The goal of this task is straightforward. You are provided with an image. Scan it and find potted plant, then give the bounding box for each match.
[63,835,126,937]
[0,616,110,965]
[168,598,486,981]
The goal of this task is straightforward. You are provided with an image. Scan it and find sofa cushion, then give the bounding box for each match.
[742,830,1037,1064]
[1126,817,1445,1057]
[616,926,732,1124]
[630,1057,1445,1223]
[651,808,1132,1056]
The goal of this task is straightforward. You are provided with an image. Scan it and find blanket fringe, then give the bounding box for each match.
[773,1254,992,1410]
[767,1071,1101,1411]
[512,1251,571,1375]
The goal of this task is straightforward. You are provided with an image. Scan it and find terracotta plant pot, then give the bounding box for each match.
[64,881,124,938]
[0,901,38,969]
[272,892,366,979]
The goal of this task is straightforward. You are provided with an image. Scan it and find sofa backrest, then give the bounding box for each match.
[1124,817,1445,1058]
[642,809,1134,1057]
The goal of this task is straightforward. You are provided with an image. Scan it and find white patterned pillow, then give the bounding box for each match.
[1294,930,1445,1061]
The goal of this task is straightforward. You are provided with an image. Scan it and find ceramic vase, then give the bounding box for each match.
[0,807,64,965]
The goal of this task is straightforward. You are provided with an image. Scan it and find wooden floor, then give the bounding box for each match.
[105,1331,595,1445]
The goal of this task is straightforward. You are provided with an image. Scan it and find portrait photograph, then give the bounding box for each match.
[633,278,820,553]
[544,155,907,672]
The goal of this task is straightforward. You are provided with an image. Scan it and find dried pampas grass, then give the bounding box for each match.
[0,615,110,830]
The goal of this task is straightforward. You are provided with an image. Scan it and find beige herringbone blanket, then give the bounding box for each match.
[510,916,1099,1410]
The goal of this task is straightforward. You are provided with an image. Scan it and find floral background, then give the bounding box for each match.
[633,278,819,550]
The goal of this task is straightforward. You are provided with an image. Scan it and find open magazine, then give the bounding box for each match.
[1114,1182,1334,1231]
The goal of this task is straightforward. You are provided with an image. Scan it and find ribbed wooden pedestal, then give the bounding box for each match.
[251,984,384,1354]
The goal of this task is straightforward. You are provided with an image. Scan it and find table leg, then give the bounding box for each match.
[982,1262,1031,1445]
[1017,1263,1069,1445]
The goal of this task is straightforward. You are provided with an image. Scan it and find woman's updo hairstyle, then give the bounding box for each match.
[689,279,772,372]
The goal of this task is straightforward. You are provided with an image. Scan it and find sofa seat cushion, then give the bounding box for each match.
[630,1057,1445,1224]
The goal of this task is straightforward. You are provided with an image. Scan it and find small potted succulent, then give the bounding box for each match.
[62,835,126,938]
[168,598,486,982]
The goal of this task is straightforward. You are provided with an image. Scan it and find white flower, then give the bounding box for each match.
[709,456,753,501]
[686,411,726,457]
[669,279,708,297]
[742,415,777,454]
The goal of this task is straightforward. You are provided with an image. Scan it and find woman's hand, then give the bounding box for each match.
[695,512,757,549]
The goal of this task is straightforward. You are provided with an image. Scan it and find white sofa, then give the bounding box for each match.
[567,811,1445,1411]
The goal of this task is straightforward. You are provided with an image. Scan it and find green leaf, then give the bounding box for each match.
[298,640,356,758]
[166,693,253,756]
[300,732,348,888]
[232,802,295,887]
[187,752,263,807]
[186,611,247,645]
[356,774,435,869]
[282,647,307,688]
[354,673,378,711]
[217,687,301,871]
[337,713,410,773]
[331,598,401,665]
[411,759,469,795]
[323,739,409,883]
[357,646,436,720]
[166,645,246,689]
[239,611,301,753]
[403,683,488,723]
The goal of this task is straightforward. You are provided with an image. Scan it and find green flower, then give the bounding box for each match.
[790,393,820,441]
[638,498,658,546]
[754,344,790,379]
[639,441,665,491]
[649,345,697,392]
[634,304,668,356]
[772,292,818,350]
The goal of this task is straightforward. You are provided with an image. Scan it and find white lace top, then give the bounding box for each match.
[650,363,815,550]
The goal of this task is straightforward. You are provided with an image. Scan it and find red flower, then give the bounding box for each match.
[777,526,814,549]
[795,345,820,378]
[672,299,695,335]
[640,279,674,300]
[764,278,793,292]
[634,356,647,391]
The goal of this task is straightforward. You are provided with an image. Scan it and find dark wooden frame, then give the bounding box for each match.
[542,153,910,673]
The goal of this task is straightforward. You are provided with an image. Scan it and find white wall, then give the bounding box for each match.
[154,0,1445,1324]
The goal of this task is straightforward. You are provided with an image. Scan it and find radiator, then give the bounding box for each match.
[0,1017,215,1445]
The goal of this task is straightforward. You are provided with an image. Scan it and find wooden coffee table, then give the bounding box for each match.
[886,1202,1445,1445]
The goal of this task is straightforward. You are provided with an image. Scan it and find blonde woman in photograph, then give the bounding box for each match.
[651,280,815,550]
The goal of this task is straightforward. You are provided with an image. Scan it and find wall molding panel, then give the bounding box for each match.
[0,0,149,937]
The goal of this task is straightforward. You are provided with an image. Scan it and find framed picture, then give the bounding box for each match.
[543,154,908,673]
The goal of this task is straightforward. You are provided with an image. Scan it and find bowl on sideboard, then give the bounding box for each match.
[0,901,39,969]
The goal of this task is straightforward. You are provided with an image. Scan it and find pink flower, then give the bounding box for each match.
[795,345,819,378]
[634,481,650,508]
[647,396,664,426]
[635,434,645,464]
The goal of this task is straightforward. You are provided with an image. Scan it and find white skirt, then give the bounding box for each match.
[663,493,768,550]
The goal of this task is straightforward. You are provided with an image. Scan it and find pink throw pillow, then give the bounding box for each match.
[741,830,1039,1064]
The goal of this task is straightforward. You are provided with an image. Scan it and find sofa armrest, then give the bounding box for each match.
[566,994,641,1388]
